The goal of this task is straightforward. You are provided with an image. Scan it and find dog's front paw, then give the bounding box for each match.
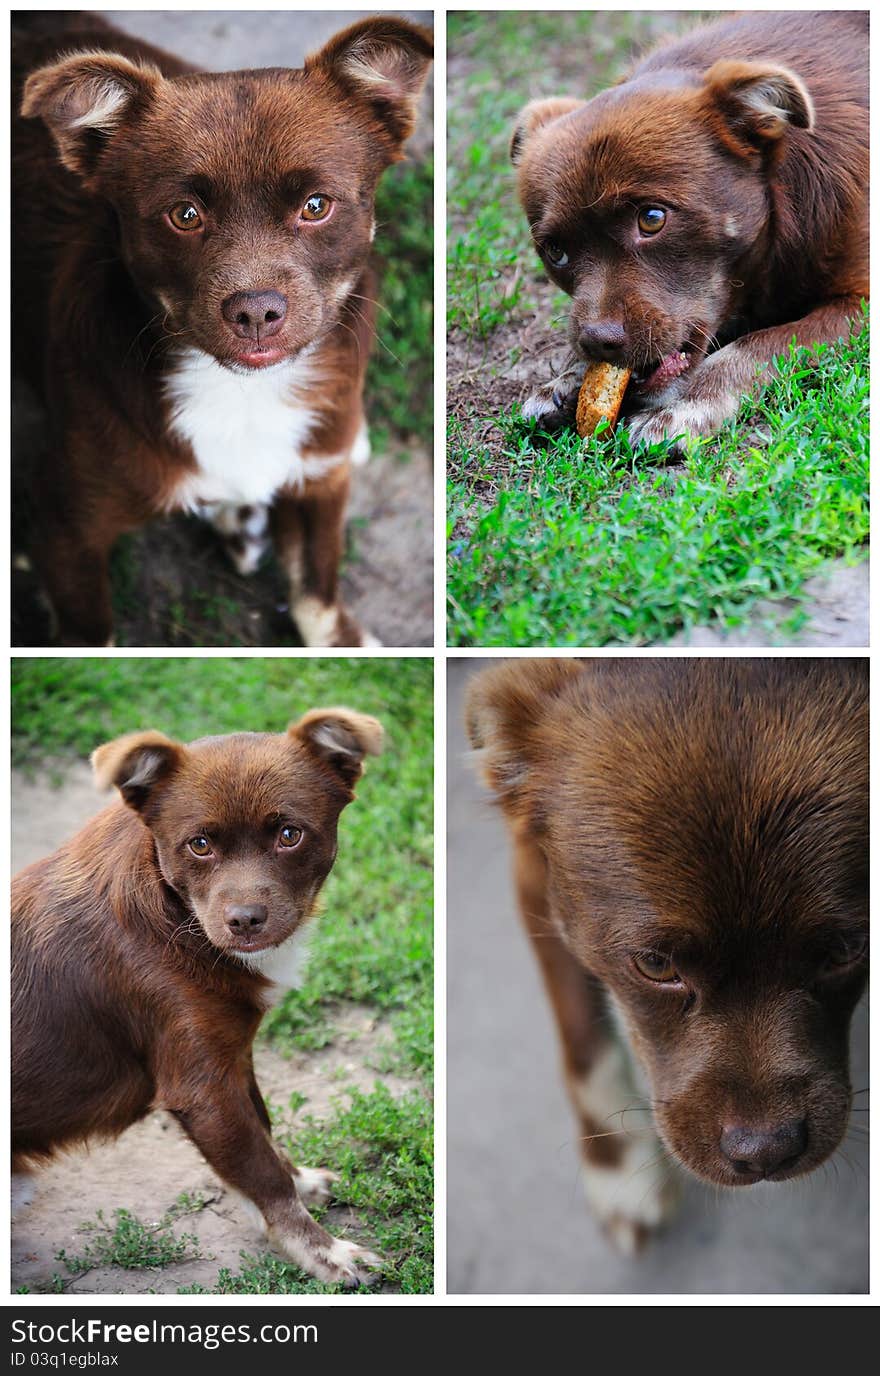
[626,347,755,450]
[293,1166,339,1208]
[627,392,741,450]
[322,1237,385,1289]
[268,1214,384,1288]
[292,596,380,648]
[521,368,582,432]
[582,1141,681,1256]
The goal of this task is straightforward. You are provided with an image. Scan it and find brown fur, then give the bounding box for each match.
[513,11,868,446]
[12,12,432,645]
[12,708,386,1287]
[467,659,868,1210]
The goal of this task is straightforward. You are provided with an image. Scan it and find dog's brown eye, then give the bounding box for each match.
[637,207,666,236]
[278,825,303,849]
[544,242,568,267]
[825,933,868,971]
[301,195,331,222]
[168,203,203,233]
[188,836,212,857]
[633,951,680,984]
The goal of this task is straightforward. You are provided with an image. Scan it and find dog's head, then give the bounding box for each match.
[22,18,432,372]
[511,58,812,389]
[468,659,868,1187]
[93,709,383,956]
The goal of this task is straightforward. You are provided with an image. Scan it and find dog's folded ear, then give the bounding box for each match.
[704,60,814,154]
[466,661,583,812]
[92,731,184,813]
[21,50,162,181]
[510,98,586,164]
[290,709,384,787]
[307,17,433,145]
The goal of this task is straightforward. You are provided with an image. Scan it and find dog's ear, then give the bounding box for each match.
[704,60,814,152]
[92,731,184,813]
[466,661,583,811]
[307,17,433,145]
[21,50,161,181]
[290,708,384,787]
[510,97,586,164]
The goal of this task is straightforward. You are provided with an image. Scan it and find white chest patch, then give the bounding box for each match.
[234,925,313,1006]
[164,348,319,510]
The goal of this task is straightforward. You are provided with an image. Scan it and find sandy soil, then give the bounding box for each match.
[11,765,417,1294]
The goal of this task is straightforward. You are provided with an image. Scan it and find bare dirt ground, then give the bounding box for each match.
[13,10,433,649]
[11,765,418,1294]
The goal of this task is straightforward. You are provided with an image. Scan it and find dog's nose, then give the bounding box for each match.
[224,903,269,934]
[719,1119,808,1177]
[577,319,628,363]
[220,290,288,340]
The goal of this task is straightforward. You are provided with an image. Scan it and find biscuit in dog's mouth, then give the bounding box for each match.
[632,348,692,392]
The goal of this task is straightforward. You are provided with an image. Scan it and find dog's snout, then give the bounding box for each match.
[221,290,288,340]
[224,902,269,934]
[719,1119,808,1178]
[576,319,628,363]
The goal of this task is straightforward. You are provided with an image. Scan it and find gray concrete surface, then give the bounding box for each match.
[105,10,433,157]
[447,660,869,1295]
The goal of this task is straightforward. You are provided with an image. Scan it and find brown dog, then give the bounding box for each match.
[467,659,868,1252]
[13,13,432,646]
[12,708,385,1287]
[513,11,868,447]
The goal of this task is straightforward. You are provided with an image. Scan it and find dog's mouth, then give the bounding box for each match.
[222,343,292,372]
[631,343,697,392]
[224,932,280,955]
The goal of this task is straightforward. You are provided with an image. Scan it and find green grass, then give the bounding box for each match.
[369,159,434,446]
[12,658,433,1294]
[55,1206,201,1278]
[448,324,869,647]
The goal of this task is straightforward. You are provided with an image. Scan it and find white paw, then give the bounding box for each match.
[360,630,383,648]
[582,1143,680,1256]
[323,1237,384,1288]
[626,365,743,447]
[294,1166,338,1208]
[572,1039,680,1255]
[521,372,581,428]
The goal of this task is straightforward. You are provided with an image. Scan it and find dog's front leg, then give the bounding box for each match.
[628,295,865,449]
[272,468,378,648]
[245,1062,339,1209]
[513,826,678,1254]
[34,516,117,647]
[168,1077,382,1287]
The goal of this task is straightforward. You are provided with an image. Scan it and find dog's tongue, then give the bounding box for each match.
[638,349,691,392]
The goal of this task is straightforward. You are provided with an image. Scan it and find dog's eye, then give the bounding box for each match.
[168,203,204,233]
[544,242,569,267]
[278,825,304,849]
[632,950,681,984]
[823,933,868,972]
[188,836,213,857]
[301,195,332,222]
[637,207,667,236]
